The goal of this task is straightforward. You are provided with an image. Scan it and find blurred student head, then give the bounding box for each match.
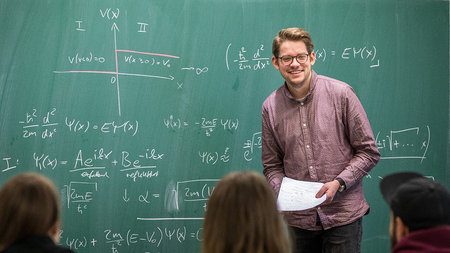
[0,172,61,250]
[380,172,450,249]
[202,170,292,253]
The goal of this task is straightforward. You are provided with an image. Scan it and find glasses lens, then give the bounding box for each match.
[297,55,308,63]
[281,56,293,65]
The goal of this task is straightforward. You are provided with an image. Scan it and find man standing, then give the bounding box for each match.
[380,172,450,252]
[262,27,380,253]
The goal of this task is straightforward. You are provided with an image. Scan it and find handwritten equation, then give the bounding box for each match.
[314,45,380,68]
[225,43,271,71]
[376,126,430,162]
[176,179,217,203]
[19,108,139,139]
[31,147,164,181]
[61,178,218,216]
[4,124,432,177]
[163,115,239,136]
[243,131,261,161]
[199,147,230,165]
[225,43,381,71]
[122,188,161,205]
[62,225,203,252]
[2,133,261,177]
[63,181,98,212]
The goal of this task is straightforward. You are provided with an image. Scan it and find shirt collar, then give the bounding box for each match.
[282,70,317,103]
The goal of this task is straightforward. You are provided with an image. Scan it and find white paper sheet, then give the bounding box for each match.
[277,177,326,211]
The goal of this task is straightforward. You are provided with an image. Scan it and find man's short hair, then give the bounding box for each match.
[380,172,450,231]
[272,27,314,58]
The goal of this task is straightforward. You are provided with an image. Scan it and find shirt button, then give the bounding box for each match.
[303,123,307,127]
[300,102,304,106]
[306,145,310,148]
[309,166,313,169]
[318,207,321,210]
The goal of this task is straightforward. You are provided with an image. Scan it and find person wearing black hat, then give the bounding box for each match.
[380,172,450,253]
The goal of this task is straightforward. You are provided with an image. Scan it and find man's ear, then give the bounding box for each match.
[309,51,316,66]
[272,56,280,70]
[395,216,410,241]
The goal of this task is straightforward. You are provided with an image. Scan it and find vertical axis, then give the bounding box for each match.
[112,23,121,116]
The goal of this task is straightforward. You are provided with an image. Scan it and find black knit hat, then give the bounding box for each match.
[380,172,450,231]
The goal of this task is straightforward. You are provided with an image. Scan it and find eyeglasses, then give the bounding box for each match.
[277,54,310,65]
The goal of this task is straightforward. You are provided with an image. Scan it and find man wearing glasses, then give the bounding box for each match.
[262,27,380,253]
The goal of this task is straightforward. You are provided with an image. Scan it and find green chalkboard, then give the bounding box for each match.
[0,0,448,252]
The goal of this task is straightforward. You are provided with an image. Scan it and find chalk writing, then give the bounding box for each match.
[124,54,172,67]
[137,22,149,33]
[19,109,139,139]
[68,52,106,64]
[3,147,166,182]
[243,131,262,161]
[99,8,120,20]
[181,66,209,75]
[226,43,381,70]
[75,21,85,32]
[314,45,380,67]
[198,147,230,165]
[123,168,159,182]
[100,225,203,252]
[225,43,271,71]
[163,115,189,129]
[53,8,207,116]
[119,150,162,182]
[19,108,58,139]
[375,125,430,162]
[65,235,90,250]
[164,115,239,136]
[34,152,58,170]
[63,181,98,213]
[122,188,161,204]
[65,117,139,136]
[2,157,18,172]
[68,148,163,181]
[70,149,111,180]
[225,43,380,71]
[60,223,204,252]
[177,179,218,203]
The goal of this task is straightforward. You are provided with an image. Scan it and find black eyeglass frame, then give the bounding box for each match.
[277,54,310,65]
